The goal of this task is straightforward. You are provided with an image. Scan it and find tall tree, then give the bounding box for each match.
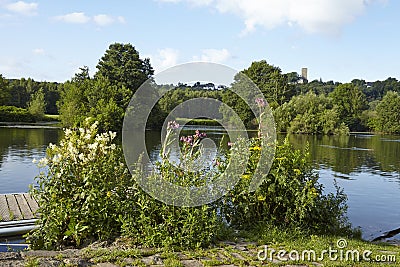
[95,43,154,92]
[242,60,293,107]
[72,66,90,83]
[0,74,10,105]
[59,44,155,131]
[330,83,367,131]
[374,91,400,133]
[28,88,46,119]
[58,81,89,127]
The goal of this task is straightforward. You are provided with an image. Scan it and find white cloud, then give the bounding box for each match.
[193,48,230,63]
[93,14,114,26]
[147,48,179,73]
[54,12,125,26]
[32,48,45,55]
[5,1,38,16]
[158,0,380,35]
[54,12,90,24]
[93,14,126,26]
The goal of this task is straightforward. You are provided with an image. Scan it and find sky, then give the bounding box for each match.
[0,0,398,83]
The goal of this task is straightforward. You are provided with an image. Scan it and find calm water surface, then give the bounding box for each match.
[0,126,62,194]
[286,134,400,240]
[0,126,399,240]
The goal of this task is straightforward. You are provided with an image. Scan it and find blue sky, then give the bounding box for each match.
[0,0,398,83]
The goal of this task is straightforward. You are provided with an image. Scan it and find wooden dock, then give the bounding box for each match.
[0,193,39,222]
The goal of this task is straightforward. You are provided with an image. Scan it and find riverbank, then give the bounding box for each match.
[0,114,61,128]
[2,236,399,266]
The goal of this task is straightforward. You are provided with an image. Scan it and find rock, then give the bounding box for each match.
[36,258,62,267]
[0,260,25,267]
[21,250,61,258]
[95,263,119,267]
[0,252,22,261]
[142,253,163,265]
[180,259,204,267]
[63,258,91,266]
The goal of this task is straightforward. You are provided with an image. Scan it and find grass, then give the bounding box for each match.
[175,117,221,126]
[43,114,60,120]
[24,257,39,267]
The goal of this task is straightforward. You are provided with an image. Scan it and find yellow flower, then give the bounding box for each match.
[310,188,319,197]
[294,169,302,175]
[106,191,112,198]
[242,174,251,179]
[250,146,261,151]
[257,195,266,201]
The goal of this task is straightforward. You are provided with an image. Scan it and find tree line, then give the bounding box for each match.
[0,42,399,133]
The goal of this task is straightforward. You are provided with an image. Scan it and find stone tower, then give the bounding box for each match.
[301,68,308,81]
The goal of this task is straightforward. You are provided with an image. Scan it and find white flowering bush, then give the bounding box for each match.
[27,118,134,249]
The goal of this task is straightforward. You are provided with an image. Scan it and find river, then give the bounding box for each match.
[0,126,399,240]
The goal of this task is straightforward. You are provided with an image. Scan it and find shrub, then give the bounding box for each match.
[27,118,134,249]
[0,105,36,122]
[120,123,221,248]
[219,137,352,236]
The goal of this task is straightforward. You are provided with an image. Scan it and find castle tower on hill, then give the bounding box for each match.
[300,67,308,84]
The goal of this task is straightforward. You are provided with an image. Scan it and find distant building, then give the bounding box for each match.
[299,67,308,84]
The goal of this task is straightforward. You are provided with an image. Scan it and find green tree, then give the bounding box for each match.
[58,81,89,127]
[296,79,339,96]
[242,60,293,107]
[330,83,367,131]
[220,60,293,128]
[72,66,90,83]
[0,74,10,105]
[59,44,156,131]
[95,43,153,92]
[221,73,259,128]
[274,92,349,135]
[28,88,46,119]
[374,91,400,133]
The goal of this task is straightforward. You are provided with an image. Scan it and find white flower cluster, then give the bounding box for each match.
[34,120,118,170]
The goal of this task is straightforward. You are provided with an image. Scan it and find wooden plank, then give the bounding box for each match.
[0,194,10,222]
[15,194,34,219]
[23,193,39,216]
[6,194,23,220]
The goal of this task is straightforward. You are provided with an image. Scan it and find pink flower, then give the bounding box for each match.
[255,98,266,107]
[167,121,180,130]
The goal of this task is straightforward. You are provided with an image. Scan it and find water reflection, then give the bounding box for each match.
[286,134,400,239]
[0,127,62,194]
[286,134,400,177]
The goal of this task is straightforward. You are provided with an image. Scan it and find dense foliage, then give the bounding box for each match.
[58,43,154,131]
[374,91,400,133]
[274,92,349,135]
[329,83,367,131]
[119,124,221,248]
[28,119,134,249]
[0,105,35,122]
[220,137,350,235]
[28,121,352,250]
[28,88,46,120]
